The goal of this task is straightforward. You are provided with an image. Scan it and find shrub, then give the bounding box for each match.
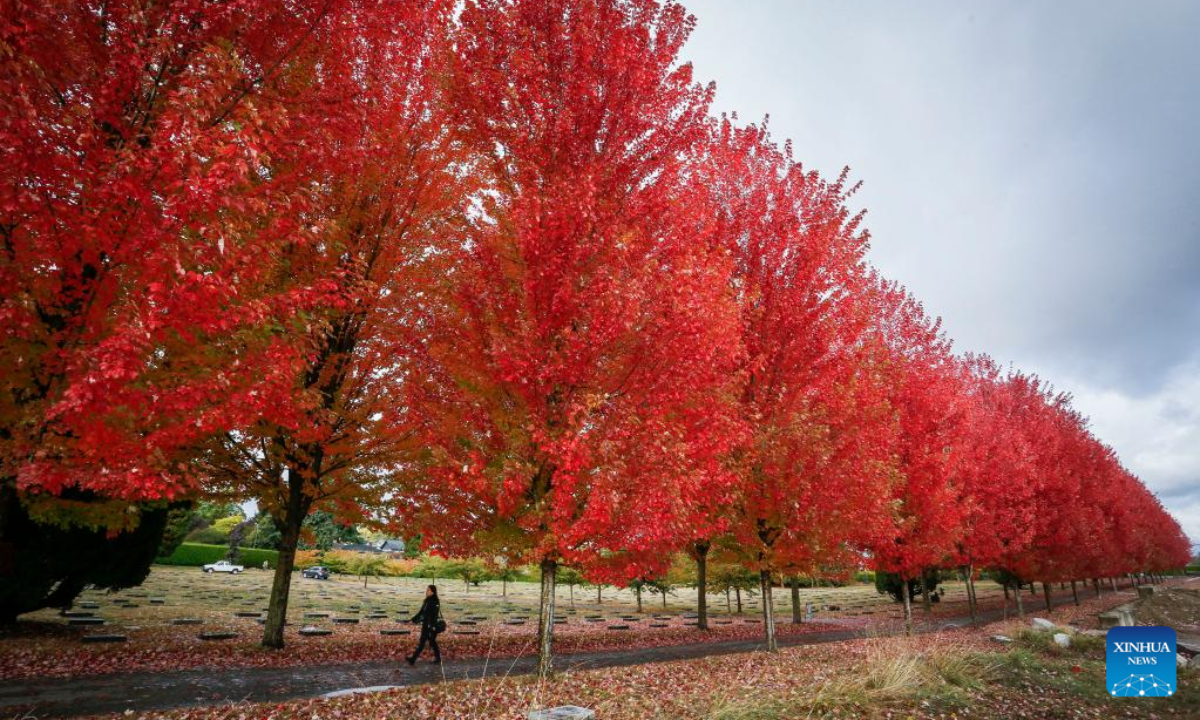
[156,542,279,567]
[317,550,361,574]
[294,549,323,569]
[347,554,388,586]
[2,499,177,622]
[874,569,940,603]
[410,555,456,579]
[384,558,417,576]
[154,504,194,560]
[184,526,228,545]
[211,515,243,535]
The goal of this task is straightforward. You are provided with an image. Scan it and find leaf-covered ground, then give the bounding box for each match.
[98,593,1200,720]
[3,566,1083,681]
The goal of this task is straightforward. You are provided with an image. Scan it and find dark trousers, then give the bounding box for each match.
[412,625,440,661]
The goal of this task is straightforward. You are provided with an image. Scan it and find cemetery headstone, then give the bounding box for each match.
[81,634,127,643]
[528,706,595,720]
[199,632,238,641]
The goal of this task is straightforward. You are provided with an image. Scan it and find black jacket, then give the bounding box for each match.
[411,596,440,629]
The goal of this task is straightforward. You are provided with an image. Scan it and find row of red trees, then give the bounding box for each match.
[2,0,1189,674]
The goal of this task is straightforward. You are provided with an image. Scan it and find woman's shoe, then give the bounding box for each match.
[405,656,415,666]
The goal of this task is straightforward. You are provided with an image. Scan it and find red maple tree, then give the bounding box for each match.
[193,0,460,648]
[0,0,397,592]
[694,120,895,650]
[399,0,741,676]
[864,282,969,632]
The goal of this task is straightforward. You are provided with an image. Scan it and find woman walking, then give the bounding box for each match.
[406,584,443,665]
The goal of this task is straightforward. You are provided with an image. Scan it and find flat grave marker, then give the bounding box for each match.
[81,634,127,643]
[199,632,238,641]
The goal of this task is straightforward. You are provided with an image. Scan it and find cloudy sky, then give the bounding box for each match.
[682,0,1200,548]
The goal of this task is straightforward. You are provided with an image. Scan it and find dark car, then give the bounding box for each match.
[302,566,331,580]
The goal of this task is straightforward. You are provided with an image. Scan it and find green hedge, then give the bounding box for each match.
[156,542,279,568]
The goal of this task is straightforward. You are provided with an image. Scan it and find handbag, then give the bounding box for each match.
[435,608,447,634]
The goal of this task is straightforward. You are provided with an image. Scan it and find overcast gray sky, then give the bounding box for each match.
[683,0,1200,548]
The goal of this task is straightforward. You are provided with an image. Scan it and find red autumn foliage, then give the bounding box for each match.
[2,0,1189,670]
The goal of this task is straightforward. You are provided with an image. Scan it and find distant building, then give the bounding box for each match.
[377,539,406,554]
[330,538,406,555]
[332,542,379,554]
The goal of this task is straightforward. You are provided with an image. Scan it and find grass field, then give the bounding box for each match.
[2,565,1058,680]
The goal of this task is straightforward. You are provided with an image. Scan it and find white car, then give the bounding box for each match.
[202,560,245,574]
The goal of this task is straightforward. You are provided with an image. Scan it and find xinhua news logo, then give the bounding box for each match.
[1106,626,1176,697]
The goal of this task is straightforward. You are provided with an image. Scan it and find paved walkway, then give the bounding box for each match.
[0,588,1114,718]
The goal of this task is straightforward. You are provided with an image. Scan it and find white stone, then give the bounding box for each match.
[1053,633,1071,648]
[1031,618,1056,631]
[990,634,1012,643]
[1189,655,1200,670]
[527,707,596,720]
[1179,653,1189,669]
[1098,606,1136,628]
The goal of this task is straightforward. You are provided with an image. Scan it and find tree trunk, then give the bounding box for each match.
[921,571,932,614]
[502,578,507,597]
[1042,582,1052,612]
[596,585,601,604]
[735,586,742,614]
[537,559,557,678]
[725,588,731,613]
[262,513,302,649]
[0,480,18,625]
[965,565,978,625]
[0,476,21,590]
[1014,582,1025,619]
[1003,584,1009,601]
[661,591,667,609]
[1071,580,1079,606]
[695,542,709,630]
[262,474,309,650]
[760,569,777,651]
[635,586,642,613]
[790,577,802,624]
[901,577,913,636]
[569,582,575,607]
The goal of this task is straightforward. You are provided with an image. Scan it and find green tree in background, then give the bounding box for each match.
[301,511,362,551]
[1,497,179,623]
